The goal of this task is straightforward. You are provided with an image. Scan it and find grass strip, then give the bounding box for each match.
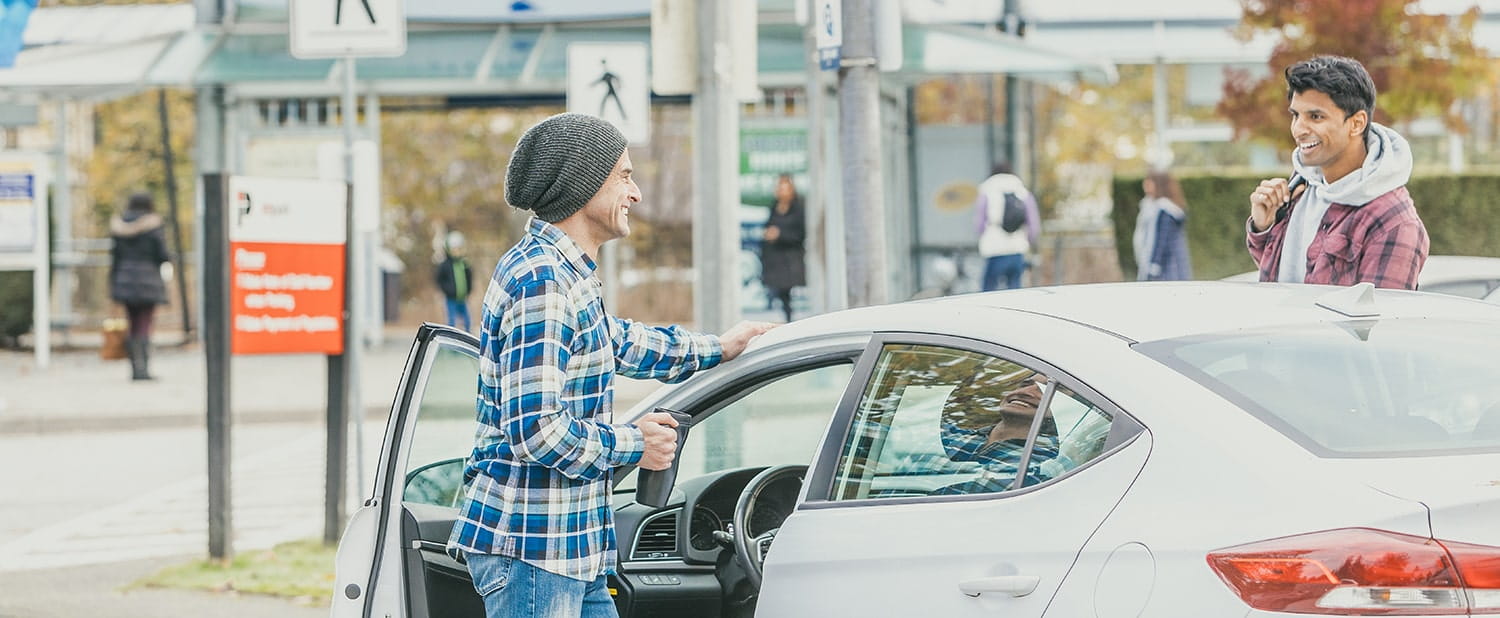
[131,538,336,607]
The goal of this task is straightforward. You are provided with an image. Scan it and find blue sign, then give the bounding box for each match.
[0,0,37,68]
[0,172,33,199]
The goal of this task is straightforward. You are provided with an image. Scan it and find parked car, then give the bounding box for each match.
[330,282,1500,618]
[1225,255,1500,301]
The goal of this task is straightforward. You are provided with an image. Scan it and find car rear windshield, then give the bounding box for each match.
[1135,318,1500,457]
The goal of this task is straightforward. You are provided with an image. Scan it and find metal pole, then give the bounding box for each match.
[51,101,71,350]
[326,56,358,544]
[693,0,741,333]
[1002,0,1022,174]
[157,89,193,337]
[202,171,232,560]
[838,0,887,307]
[802,3,828,316]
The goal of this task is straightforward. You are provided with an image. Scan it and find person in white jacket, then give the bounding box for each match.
[1132,170,1193,281]
[973,163,1041,290]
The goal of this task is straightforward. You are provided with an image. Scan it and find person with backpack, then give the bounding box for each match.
[435,230,475,332]
[974,163,1040,291]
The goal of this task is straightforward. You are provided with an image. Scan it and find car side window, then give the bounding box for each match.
[401,342,480,508]
[827,343,1119,501]
[618,362,854,490]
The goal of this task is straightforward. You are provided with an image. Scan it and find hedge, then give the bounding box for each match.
[1111,174,1500,281]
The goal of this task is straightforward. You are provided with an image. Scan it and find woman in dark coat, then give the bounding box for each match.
[760,174,806,322]
[109,193,170,380]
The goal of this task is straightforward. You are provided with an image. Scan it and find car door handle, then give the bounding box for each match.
[958,575,1041,597]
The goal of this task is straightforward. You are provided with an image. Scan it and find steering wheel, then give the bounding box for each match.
[731,464,807,589]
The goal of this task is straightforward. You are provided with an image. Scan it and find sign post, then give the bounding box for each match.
[0,153,49,368]
[289,0,405,542]
[227,176,348,355]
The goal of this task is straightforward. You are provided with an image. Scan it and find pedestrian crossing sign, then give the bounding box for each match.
[567,42,650,145]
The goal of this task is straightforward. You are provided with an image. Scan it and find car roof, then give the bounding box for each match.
[754,281,1500,347]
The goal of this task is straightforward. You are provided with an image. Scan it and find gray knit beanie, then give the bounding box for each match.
[505,113,628,223]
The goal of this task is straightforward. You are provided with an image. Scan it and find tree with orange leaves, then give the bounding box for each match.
[1218,0,1491,144]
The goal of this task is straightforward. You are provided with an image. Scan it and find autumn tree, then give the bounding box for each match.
[1218,0,1492,144]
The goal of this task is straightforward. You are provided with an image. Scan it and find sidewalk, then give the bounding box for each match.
[0,326,667,435]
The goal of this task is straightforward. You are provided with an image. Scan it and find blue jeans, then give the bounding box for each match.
[445,298,471,332]
[466,553,618,618]
[982,253,1027,291]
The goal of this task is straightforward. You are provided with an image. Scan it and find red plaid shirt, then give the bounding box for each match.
[1246,186,1428,290]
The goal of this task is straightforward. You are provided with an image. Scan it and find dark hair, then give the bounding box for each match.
[991,162,1013,177]
[1145,171,1187,209]
[775,173,799,202]
[1284,55,1376,134]
[126,192,155,213]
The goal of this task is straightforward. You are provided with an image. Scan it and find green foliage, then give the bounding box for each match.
[1111,174,1500,280]
[0,271,33,346]
[1220,0,1493,144]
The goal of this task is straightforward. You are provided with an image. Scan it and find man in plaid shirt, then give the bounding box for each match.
[1246,55,1428,289]
[448,113,775,618]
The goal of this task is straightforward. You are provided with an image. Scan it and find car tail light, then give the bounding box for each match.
[1441,538,1500,613]
[1206,528,1500,615]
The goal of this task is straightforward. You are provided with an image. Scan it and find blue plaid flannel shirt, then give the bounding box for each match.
[933,422,1069,494]
[447,218,722,581]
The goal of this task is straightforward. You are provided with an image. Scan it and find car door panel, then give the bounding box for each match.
[330,324,481,618]
[761,435,1150,616]
[758,334,1153,617]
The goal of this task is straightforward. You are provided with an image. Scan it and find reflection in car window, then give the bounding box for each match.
[401,342,480,507]
[1137,318,1500,456]
[828,344,1120,501]
[616,363,853,491]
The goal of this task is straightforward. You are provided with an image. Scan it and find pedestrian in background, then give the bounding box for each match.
[108,192,170,381]
[760,173,806,322]
[447,113,775,618]
[1133,170,1193,281]
[974,163,1040,291]
[435,230,474,332]
[1247,55,1428,288]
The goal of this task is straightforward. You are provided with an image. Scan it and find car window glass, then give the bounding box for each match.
[1421,279,1497,300]
[616,362,853,491]
[1029,384,1115,486]
[828,344,1092,502]
[401,342,479,507]
[1137,318,1500,456]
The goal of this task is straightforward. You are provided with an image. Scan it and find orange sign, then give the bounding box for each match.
[228,176,347,355]
[230,241,345,355]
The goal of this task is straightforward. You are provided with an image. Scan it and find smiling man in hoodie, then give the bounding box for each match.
[1246,55,1429,289]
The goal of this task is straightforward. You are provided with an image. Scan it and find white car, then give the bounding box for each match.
[330,282,1500,618]
[1225,255,1500,301]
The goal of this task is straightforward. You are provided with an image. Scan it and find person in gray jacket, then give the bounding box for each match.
[109,193,170,380]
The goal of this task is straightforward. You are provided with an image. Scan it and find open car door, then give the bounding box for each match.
[330,324,484,618]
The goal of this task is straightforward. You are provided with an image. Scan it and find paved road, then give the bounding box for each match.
[0,421,379,616]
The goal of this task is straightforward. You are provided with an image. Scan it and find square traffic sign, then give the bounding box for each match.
[289,0,407,59]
